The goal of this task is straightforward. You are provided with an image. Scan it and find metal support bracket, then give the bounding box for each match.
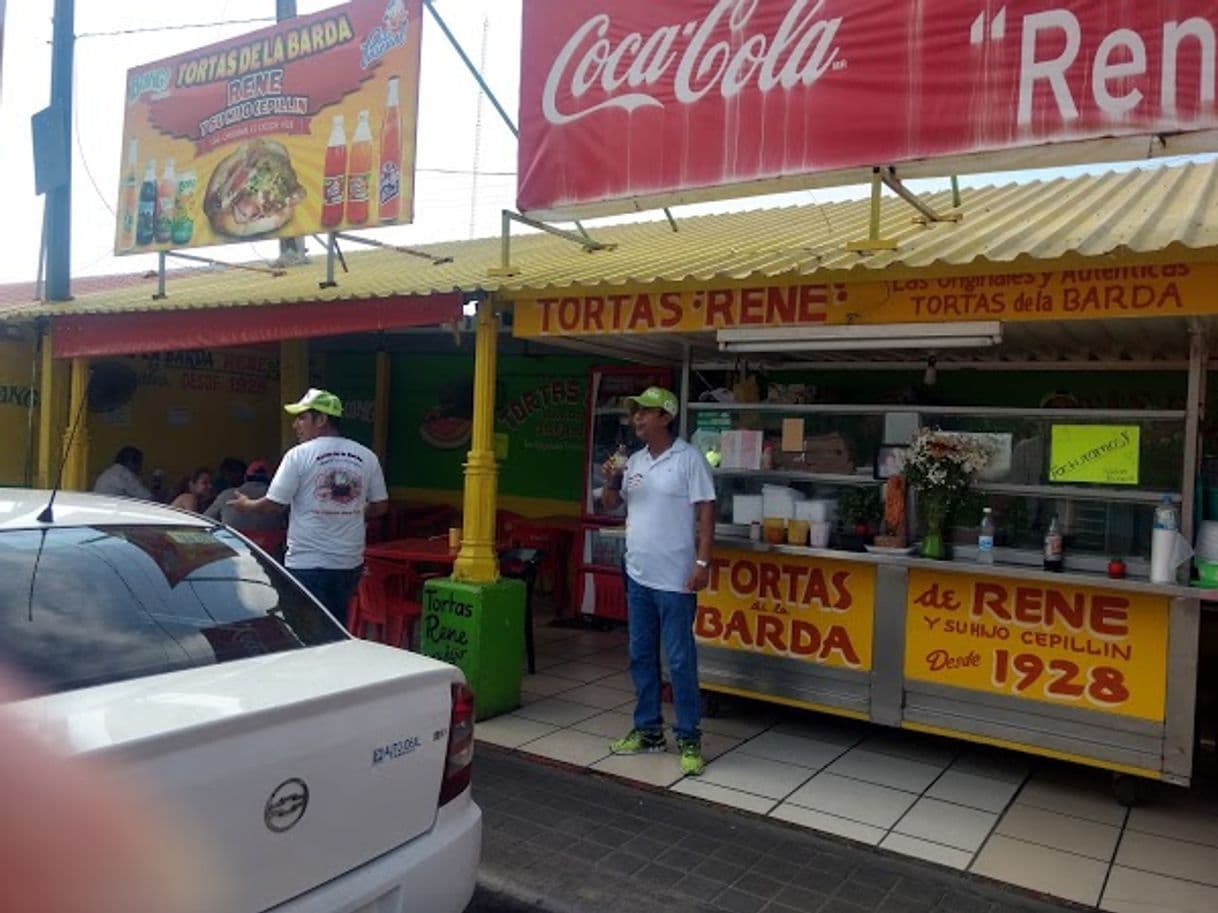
[317,232,344,289]
[151,249,286,299]
[846,167,962,253]
[488,209,617,278]
[333,232,453,265]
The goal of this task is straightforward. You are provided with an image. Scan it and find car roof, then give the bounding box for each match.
[0,489,211,531]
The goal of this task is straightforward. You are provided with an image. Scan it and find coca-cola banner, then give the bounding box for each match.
[114,0,421,255]
[518,0,1218,218]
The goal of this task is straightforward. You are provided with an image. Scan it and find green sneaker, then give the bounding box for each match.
[678,739,705,776]
[609,729,666,755]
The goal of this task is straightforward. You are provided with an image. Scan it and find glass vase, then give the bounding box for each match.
[920,496,948,560]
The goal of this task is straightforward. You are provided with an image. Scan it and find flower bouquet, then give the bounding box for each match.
[903,430,993,559]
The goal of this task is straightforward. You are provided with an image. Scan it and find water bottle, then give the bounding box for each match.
[1154,496,1178,531]
[977,508,995,565]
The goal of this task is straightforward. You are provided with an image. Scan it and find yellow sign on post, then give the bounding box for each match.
[1049,425,1140,485]
[904,569,1169,721]
[696,549,876,671]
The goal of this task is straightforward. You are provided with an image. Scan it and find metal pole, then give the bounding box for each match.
[1182,323,1207,542]
[45,0,74,301]
[679,342,692,439]
[275,0,308,265]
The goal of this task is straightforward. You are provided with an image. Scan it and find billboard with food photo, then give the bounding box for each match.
[114,0,421,255]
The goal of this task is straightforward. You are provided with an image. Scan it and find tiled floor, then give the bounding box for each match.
[476,619,1218,912]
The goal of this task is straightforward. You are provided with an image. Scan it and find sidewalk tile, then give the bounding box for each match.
[702,731,745,761]
[475,714,558,749]
[702,752,817,800]
[996,803,1121,862]
[702,713,778,740]
[1101,864,1218,912]
[592,670,636,692]
[714,887,768,913]
[770,803,886,846]
[519,672,581,697]
[971,835,1107,906]
[826,748,946,793]
[737,730,851,770]
[513,697,602,727]
[543,660,616,683]
[1115,830,1218,887]
[858,730,958,767]
[879,833,972,870]
[571,709,633,739]
[786,772,917,829]
[672,777,778,815]
[925,769,1022,814]
[593,750,686,788]
[1126,791,1218,848]
[518,729,613,767]
[893,797,997,852]
[562,682,640,710]
[949,749,1030,784]
[1015,770,1127,826]
[771,718,865,747]
[675,873,727,903]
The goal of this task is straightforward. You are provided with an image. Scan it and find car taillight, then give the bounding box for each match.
[439,682,475,806]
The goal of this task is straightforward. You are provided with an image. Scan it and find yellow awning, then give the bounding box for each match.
[4,160,1218,322]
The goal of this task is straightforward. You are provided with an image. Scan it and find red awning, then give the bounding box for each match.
[51,293,462,358]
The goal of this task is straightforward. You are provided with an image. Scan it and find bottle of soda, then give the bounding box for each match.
[136,159,158,245]
[155,159,176,244]
[378,77,402,223]
[1043,515,1064,572]
[977,507,995,565]
[321,115,348,228]
[118,139,139,251]
[346,111,373,224]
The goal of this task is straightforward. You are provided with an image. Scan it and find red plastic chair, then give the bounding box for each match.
[243,529,287,563]
[347,558,423,649]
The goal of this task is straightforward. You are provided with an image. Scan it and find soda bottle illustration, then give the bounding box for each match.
[155,158,176,243]
[378,77,402,223]
[136,159,158,245]
[321,114,348,228]
[117,139,139,251]
[346,110,373,224]
[171,170,197,245]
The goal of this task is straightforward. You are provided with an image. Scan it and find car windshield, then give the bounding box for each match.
[0,524,346,695]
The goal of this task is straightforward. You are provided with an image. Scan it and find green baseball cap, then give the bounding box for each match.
[625,386,679,417]
[284,388,344,417]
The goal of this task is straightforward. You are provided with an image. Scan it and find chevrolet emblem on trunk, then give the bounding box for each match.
[264,778,309,833]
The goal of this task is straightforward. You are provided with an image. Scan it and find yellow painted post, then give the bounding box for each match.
[62,357,90,491]
[373,350,390,465]
[279,339,308,452]
[36,327,67,489]
[453,298,500,583]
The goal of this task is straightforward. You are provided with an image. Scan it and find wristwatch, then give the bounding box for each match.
[695,559,709,569]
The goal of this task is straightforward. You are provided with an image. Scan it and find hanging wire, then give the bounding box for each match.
[72,67,116,218]
[76,18,275,39]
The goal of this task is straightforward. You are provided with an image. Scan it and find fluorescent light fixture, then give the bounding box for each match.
[717,321,1001,353]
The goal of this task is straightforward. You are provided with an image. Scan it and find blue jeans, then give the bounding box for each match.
[291,566,364,630]
[626,574,701,743]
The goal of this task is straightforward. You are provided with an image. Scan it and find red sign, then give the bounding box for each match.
[518,0,1218,218]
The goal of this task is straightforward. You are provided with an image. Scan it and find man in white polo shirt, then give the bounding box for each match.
[601,386,716,776]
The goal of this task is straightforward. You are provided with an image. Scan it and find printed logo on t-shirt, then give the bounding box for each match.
[315,468,363,505]
[625,472,644,492]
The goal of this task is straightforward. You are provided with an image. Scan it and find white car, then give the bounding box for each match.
[0,489,481,913]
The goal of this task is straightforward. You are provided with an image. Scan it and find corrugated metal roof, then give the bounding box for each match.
[5,160,1218,321]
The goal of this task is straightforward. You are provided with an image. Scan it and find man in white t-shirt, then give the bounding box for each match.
[230,388,388,625]
[92,446,151,500]
[600,386,716,776]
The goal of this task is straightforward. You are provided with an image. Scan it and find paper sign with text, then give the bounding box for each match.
[1049,425,1141,485]
[696,549,875,671]
[904,569,1169,721]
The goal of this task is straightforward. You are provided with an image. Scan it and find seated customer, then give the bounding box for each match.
[206,460,285,531]
[93,446,151,499]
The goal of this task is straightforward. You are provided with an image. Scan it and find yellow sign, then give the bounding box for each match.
[115,0,421,255]
[696,549,875,671]
[1049,425,1140,485]
[905,569,1169,721]
[512,263,1208,336]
